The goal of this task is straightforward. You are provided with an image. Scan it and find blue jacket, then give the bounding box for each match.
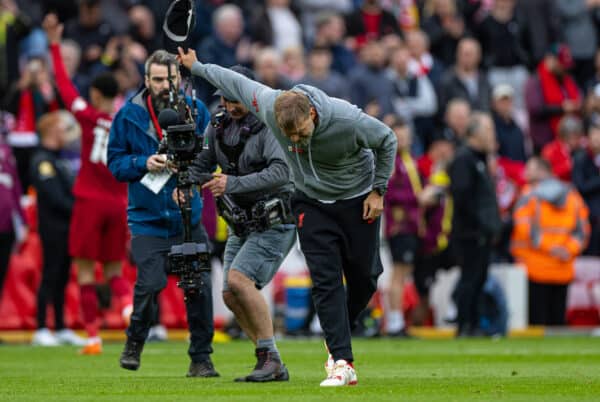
[108,89,210,238]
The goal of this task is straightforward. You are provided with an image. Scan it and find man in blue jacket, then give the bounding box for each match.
[107,50,217,377]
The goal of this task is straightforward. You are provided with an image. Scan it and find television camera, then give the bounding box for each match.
[156,62,209,298]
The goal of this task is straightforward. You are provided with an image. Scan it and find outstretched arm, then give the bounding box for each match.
[178,47,281,124]
[43,14,80,110]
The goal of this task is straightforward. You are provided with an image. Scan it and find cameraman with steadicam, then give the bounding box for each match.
[107,50,219,378]
[174,65,295,383]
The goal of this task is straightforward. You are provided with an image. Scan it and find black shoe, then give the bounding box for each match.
[119,338,144,370]
[187,360,220,377]
[234,348,289,382]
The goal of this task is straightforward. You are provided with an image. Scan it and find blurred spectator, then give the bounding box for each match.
[281,45,306,82]
[312,11,356,75]
[345,0,402,48]
[383,120,421,337]
[0,123,25,297]
[438,97,471,146]
[511,156,590,326]
[386,44,437,155]
[438,37,491,115]
[583,49,600,122]
[298,46,349,100]
[380,0,420,32]
[348,40,394,118]
[254,47,293,90]
[405,29,445,92]
[295,0,352,44]
[556,0,599,89]
[0,0,32,98]
[4,56,63,192]
[422,0,467,67]
[448,112,500,337]
[249,0,302,54]
[413,140,455,325]
[417,131,456,179]
[196,4,248,69]
[491,84,528,163]
[63,0,114,71]
[489,154,525,263]
[195,4,250,102]
[30,111,85,347]
[525,44,582,152]
[127,5,160,54]
[58,38,89,95]
[541,115,584,182]
[475,0,529,110]
[572,123,600,256]
[515,0,561,69]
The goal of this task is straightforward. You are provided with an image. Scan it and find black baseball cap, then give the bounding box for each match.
[163,0,196,53]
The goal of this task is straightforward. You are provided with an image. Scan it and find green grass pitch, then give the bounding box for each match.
[1,337,599,401]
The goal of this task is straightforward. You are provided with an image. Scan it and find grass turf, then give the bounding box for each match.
[1,337,599,401]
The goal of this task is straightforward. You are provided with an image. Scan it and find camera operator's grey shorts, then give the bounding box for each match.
[222,224,296,291]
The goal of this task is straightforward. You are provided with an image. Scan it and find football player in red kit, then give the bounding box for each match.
[44,14,132,355]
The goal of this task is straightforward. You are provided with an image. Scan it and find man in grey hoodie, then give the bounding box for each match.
[178,47,397,387]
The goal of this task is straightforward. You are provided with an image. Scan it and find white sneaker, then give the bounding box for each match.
[147,324,168,342]
[320,359,358,387]
[31,328,60,346]
[55,329,87,346]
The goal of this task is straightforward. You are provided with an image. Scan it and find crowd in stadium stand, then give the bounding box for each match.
[1,0,600,340]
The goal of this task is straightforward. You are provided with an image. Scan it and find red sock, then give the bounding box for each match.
[109,276,132,308]
[80,284,99,338]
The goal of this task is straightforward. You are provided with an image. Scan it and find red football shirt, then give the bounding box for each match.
[50,44,127,203]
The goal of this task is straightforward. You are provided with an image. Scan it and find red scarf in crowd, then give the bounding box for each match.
[537,62,580,135]
[8,89,60,147]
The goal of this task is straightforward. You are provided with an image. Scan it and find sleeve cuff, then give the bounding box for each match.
[134,156,148,173]
[191,61,205,77]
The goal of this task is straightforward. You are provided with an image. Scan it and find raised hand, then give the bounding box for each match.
[177,47,198,70]
[42,14,63,45]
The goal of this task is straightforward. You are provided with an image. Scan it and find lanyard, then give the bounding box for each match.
[146,95,163,141]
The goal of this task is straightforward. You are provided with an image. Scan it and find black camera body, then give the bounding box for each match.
[216,195,251,237]
[252,197,288,230]
[166,241,211,292]
[214,194,291,238]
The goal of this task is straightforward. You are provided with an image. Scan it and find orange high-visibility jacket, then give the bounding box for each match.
[511,179,590,284]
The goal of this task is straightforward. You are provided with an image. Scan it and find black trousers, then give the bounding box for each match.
[292,191,383,362]
[129,225,214,363]
[37,227,71,330]
[454,238,491,333]
[528,281,567,326]
[0,230,15,296]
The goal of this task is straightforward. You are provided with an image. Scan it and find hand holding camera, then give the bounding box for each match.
[146,154,167,172]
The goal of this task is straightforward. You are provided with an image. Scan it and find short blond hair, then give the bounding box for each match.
[274,91,311,132]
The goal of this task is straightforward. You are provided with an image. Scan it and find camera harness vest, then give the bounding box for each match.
[213,110,265,175]
[212,109,293,235]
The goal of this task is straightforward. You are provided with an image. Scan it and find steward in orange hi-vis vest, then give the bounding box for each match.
[511,179,590,284]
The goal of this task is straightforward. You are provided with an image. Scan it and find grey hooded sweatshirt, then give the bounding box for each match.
[191,62,397,202]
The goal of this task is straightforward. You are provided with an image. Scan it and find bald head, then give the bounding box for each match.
[465,112,496,153]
